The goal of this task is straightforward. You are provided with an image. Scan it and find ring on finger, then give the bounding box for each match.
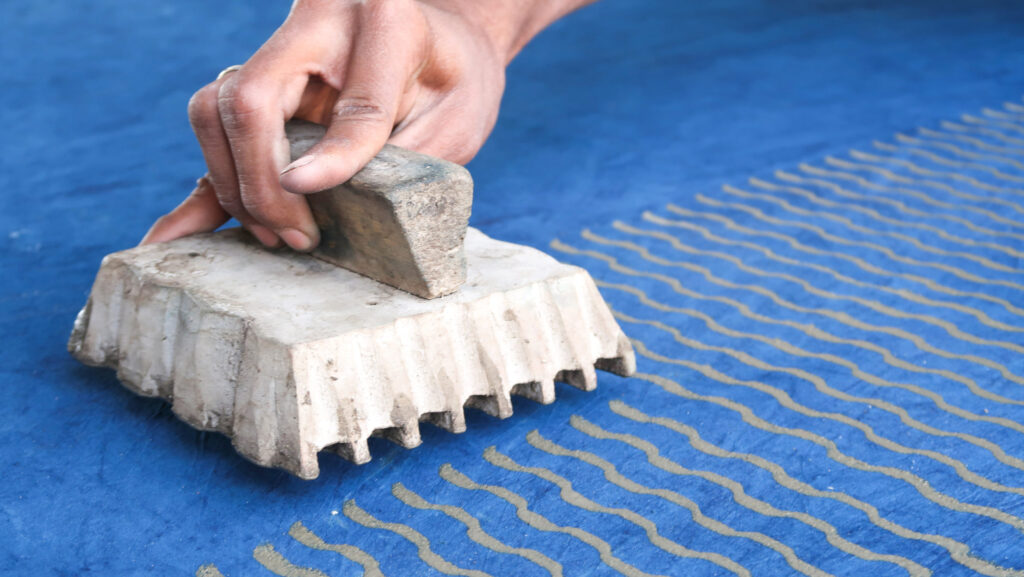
[216,64,243,81]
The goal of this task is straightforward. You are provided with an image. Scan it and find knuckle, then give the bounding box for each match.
[450,147,477,165]
[187,84,222,131]
[442,137,479,165]
[331,96,390,124]
[443,132,485,165]
[217,79,273,126]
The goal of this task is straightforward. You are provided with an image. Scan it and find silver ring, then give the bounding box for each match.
[216,64,244,81]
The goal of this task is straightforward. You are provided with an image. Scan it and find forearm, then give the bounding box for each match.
[428,0,598,64]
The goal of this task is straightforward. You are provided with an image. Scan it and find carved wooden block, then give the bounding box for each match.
[68,228,635,479]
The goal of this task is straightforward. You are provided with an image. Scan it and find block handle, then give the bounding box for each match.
[286,120,473,299]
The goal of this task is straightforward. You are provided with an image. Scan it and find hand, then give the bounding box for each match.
[143,0,595,250]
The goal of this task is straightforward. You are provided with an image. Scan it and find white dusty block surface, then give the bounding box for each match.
[68,228,635,479]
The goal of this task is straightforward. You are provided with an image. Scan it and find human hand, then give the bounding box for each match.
[142,0,594,250]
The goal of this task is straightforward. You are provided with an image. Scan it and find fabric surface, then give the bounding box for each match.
[3,1,1024,575]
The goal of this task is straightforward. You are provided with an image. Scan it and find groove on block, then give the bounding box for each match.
[68,227,635,478]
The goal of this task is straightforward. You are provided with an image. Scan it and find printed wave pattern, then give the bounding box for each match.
[199,101,1024,576]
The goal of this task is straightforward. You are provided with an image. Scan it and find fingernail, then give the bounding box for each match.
[279,228,315,252]
[281,155,315,175]
[249,225,281,248]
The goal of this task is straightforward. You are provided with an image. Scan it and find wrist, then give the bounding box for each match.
[427,0,596,64]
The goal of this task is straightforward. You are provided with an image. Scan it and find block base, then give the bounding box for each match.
[69,228,635,479]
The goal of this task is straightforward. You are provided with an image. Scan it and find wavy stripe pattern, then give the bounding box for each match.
[483,446,757,576]
[343,500,493,577]
[732,181,1023,269]
[871,141,1024,184]
[964,114,1024,138]
[535,111,1024,573]
[850,148,1024,196]
[694,194,1024,291]
[288,522,385,577]
[594,279,1024,454]
[748,176,1024,259]
[560,233,1024,385]
[896,134,1024,171]
[515,433,834,577]
[606,401,1024,577]
[817,157,1024,228]
[253,545,330,577]
[599,224,1024,401]
[661,204,1024,316]
[942,120,1024,147]
[639,212,1022,331]
[566,415,931,577]
[440,463,667,577]
[195,565,226,577]
[200,100,1024,577]
[624,361,1024,532]
[391,483,564,577]
[915,127,1024,157]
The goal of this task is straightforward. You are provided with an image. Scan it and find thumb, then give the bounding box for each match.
[279,6,422,194]
[141,176,230,245]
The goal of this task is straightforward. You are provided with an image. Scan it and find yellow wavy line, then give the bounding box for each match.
[343,500,492,577]
[624,358,1024,534]
[941,121,1024,148]
[609,400,1024,577]
[983,108,1024,123]
[575,228,1024,375]
[663,203,1024,317]
[918,127,1024,157]
[439,463,671,577]
[800,161,1024,236]
[873,141,1024,185]
[568,415,931,577]
[699,193,1024,291]
[508,436,832,577]
[253,544,330,577]
[565,232,1024,399]
[614,309,1024,496]
[483,447,760,577]
[288,522,385,577]
[851,149,1024,197]
[612,222,1024,392]
[898,133,1024,169]
[195,565,226,577]
[964,114,1024,137]
[391,483,563,577]
[1004,102,1024,114]
[597,278,1024,457]
[736,180,1023,269]
[641,211,1024,333]
[776,170,1024,254]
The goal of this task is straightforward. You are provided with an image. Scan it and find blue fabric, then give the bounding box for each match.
[3,0,1024,575]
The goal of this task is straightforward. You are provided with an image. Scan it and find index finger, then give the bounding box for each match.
[277,1,428,194]
[217,66,321,251]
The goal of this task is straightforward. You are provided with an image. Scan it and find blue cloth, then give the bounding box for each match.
[3,0,1024,575]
